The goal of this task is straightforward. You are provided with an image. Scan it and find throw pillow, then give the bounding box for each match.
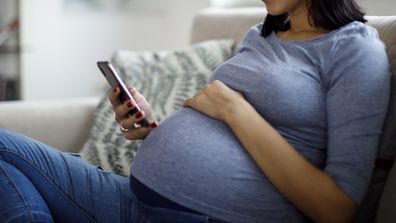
[81,39,234,176]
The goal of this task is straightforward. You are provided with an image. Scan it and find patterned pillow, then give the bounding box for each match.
[81,39,234,176]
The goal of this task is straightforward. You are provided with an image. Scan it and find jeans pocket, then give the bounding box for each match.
[96,165,113,175]
[67,152,83,159]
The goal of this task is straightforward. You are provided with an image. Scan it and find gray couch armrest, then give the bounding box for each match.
[0,97,100,153]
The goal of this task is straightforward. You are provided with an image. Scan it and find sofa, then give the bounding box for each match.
[0,7,395,223]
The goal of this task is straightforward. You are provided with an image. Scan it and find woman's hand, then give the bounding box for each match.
[183,80,247,122]
[109,86,158,140]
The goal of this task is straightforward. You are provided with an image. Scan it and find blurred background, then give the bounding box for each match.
[0,0,394,101]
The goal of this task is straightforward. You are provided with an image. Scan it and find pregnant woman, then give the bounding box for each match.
[0,0,391,222]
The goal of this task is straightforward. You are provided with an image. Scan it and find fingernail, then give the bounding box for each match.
[135,111,143,119]
[128,87,136,94]
[150,122,158,129]
[127,101,134,108]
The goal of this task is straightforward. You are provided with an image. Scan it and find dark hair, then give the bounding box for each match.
[261,0,367,37]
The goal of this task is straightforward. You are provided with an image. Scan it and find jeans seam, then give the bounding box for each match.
[0,148,99,223]
[4,212,53,223]
[60,153,78,205]
[0,163,34,222]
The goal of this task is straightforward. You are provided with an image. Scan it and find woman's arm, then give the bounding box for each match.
[222,98,358,223]
[184,80,358,223]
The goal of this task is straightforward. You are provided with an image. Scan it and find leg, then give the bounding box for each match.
[0,129,133,223]
[0,160,53,223]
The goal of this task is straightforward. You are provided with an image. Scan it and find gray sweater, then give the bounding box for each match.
[131,21,391,223]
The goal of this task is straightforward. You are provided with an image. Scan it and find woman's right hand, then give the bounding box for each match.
[109,86,158,140]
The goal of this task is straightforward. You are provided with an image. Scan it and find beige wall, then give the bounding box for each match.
[20,0,210,100]
[359,0,396,16]
[19,0,395,100]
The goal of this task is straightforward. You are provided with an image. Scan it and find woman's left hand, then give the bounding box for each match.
[183,80,246,122]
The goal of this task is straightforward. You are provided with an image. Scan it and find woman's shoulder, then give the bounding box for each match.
[242,22,264,39]
[325,22,390,86]
[337,21,378,37]
[331,21,383,51]
[234,22,265,51]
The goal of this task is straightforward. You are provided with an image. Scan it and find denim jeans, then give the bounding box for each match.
[0,129,226,223]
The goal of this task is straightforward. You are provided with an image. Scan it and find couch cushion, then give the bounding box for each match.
[0,97,100,153]
[375,163,396,223]
[80,39,234,176]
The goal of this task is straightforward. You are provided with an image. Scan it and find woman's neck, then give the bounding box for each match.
[289,4,315,33]
[278,2,329,40]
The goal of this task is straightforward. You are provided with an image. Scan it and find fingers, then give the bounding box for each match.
[114,99,137,123]
[109,85,158,140]
[128,86,145,104]
[183,97,193,107]
[121,119,159,140]
[149,121,158,129]
[121,126,151,140]
[120,110,146,130]
[109,86,141,107]
[127,86,137,97]
[111,86,144,124]
[108,86,121,107]
[183,91,201,108]
[110,85,144,107]
[121,110,159,129]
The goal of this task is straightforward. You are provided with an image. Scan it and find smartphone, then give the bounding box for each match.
[97,61,150,128]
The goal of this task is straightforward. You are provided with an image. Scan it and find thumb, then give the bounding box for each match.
[183,98,194,108]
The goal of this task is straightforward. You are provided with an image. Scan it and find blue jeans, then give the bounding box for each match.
[0,129,226,223]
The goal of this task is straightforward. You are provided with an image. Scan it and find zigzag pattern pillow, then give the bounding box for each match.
[81,40,234,176]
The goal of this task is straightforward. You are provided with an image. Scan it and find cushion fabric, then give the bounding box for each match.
[375,164,396,223]
[80,39,234,176]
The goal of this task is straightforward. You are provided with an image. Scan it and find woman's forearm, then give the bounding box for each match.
[223,103,358,223]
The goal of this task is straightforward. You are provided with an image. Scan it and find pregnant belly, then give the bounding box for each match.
[130,107,298,216]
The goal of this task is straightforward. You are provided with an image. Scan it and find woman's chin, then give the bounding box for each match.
[265,4,287,16]
[266,8,287,16]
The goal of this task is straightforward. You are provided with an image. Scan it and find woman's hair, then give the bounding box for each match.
[261,0,367,37]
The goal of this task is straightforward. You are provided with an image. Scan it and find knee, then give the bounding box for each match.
[0,128,21,146]
[2,211,53,223]
[0,129,60,165]
[0,129,33,160]
[0,128,22,148]
[0,129,18,152]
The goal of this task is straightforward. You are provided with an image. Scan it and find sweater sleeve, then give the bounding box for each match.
[324,30,391,205]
